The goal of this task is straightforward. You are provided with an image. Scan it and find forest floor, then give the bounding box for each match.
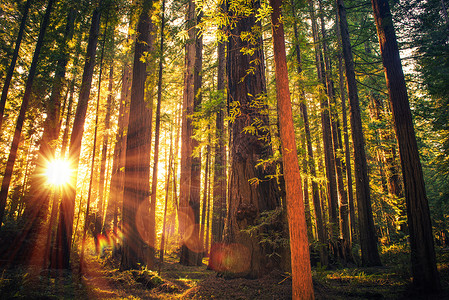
[1,245,449,299]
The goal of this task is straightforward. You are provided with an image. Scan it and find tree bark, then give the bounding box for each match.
[371,0,441,290]
[270,0,314,298]
[222,0,279,278]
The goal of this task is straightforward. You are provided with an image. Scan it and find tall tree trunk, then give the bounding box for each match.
[80,13,110,266]
[270,0,314,298]
[179,0,200,266]
[88,9,110,249]
[0,0,32,132]
[96,62,114,239]
[291,0,327,267]
[371,0,441,290]
[0,0,54,231]
[222,0,279,278]
[103,34,133,235]
[52,2,102,269]
[121,0,154,270]
[159,121,173,270]
[336,17,356,242]
[200,130,210,258]
[317,0,340,242]
[209,11,227,268]
[192,9,204,266]
[149,0,165,268]
[337,0,382,267]
[309,0,339,244]
[211,2,227,247]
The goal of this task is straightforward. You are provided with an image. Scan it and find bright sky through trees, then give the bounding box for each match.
[44,159,72,186]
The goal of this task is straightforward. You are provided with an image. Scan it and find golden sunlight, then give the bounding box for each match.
[45,159,72,186]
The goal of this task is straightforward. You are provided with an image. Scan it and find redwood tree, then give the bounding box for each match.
[222,0,279,278]
[337,0,382,267]
[270,0,314,297]
[121,0,154,270]
[371,0,441,291]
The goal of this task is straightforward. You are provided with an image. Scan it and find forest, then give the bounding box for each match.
[0,0,448,298]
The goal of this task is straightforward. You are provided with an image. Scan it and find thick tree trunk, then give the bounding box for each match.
[371,0,441,291]
[337,0,381,267]
[0,0,54,231]
[0,0,32,132]
[52,2,102,269]
[270,0,314,298]
[121,0,154,270]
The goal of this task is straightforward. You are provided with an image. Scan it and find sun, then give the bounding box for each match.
[45,159,72,186]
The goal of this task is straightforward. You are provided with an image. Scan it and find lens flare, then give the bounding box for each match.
[45,159,72,186]
[209,243,251,274]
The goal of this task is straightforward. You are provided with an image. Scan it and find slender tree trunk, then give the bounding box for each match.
[179,0,201,266]
[159,123,173,271]
[205,172,211,255]
[149,0,165,269]
[200,130,210,258]
[336,18,356,242]
[121,0,154,270]
[60,35,83,158]
[317,0,340,242]
[89,10,110,249]
[96,62,114,238]
[309,0,339,244]
[0,0,32,132]
[103,33,133,234]
[270,0,314,297]
[52,2,102,269]
[192,9,204,266]
[0,0,54,231]
[211,1,227,249]
[291,0,327,266]
[371,0,441,291]
[337,0,382,267]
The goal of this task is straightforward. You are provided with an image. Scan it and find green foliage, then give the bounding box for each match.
[241,207,288,260]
